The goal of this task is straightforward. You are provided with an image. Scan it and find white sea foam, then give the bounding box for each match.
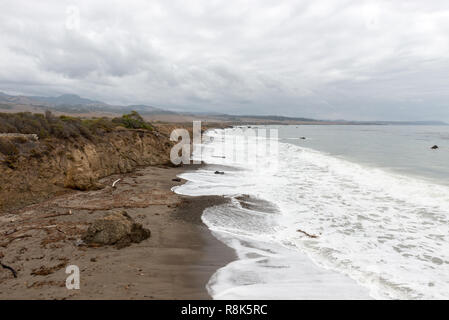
[173,128,449,300]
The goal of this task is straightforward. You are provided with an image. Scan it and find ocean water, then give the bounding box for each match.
[173,125,449,300]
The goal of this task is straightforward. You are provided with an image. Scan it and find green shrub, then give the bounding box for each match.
[112,111,153,130]
[82,118,116,134]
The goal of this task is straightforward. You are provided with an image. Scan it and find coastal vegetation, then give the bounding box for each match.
[0,111,170,213]
[0,110,153,141]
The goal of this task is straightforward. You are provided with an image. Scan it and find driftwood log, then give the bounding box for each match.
[297,229,319,238]
[0,261,17,278]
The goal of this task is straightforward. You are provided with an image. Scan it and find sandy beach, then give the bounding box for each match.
[0,165,235,299]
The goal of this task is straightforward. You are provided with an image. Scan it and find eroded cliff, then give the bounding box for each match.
[0,124,174,213]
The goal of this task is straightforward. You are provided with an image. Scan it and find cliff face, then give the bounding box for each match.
[0,127,174,213]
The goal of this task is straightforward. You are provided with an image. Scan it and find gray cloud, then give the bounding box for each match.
[0,0,448,120]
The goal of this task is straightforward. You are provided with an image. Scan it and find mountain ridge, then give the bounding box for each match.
[0,91,447,125]
[0,91,172,115]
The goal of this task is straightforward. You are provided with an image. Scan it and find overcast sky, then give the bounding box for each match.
[1,0,448,120]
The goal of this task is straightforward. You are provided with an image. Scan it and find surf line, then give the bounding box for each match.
[181,304,215,318]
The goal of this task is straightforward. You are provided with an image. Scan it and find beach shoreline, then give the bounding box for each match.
[0,165,236,299]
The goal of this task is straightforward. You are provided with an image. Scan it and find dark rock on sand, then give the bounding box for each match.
[82,211,150,249]
[431,145,439,149]
[214,171,225,175]
[172,178,182,182]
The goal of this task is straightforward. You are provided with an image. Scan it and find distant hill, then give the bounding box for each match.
[1,91,447,125]
[227,114,319,122]
[28,94,104,106]
[0,92,37,106]
[125,104,175,115]
[371,120,448,126]
[329,120,448,126]
[0,92,175,115]
[182,112,448,125]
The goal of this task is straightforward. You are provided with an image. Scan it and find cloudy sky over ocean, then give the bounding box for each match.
[1,0,448,120]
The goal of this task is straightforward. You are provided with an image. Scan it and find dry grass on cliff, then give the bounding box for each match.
[0,110,153,141]
[0,111,174,211]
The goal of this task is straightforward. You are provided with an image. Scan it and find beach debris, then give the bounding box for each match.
[0,234,32,248]
[112,179,121,188]
[82,211,150,249]
[31,260,68,276]
[1,260,17,278]
[214,171,225,175]
[431,145,439,150]
[172,178,182,182]
[74,239,85,247]
[297,229,319,239]
[4,228,19,236]
[38,212,72,220]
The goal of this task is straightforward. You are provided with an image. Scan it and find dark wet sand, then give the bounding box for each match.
[0,166,235,299]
